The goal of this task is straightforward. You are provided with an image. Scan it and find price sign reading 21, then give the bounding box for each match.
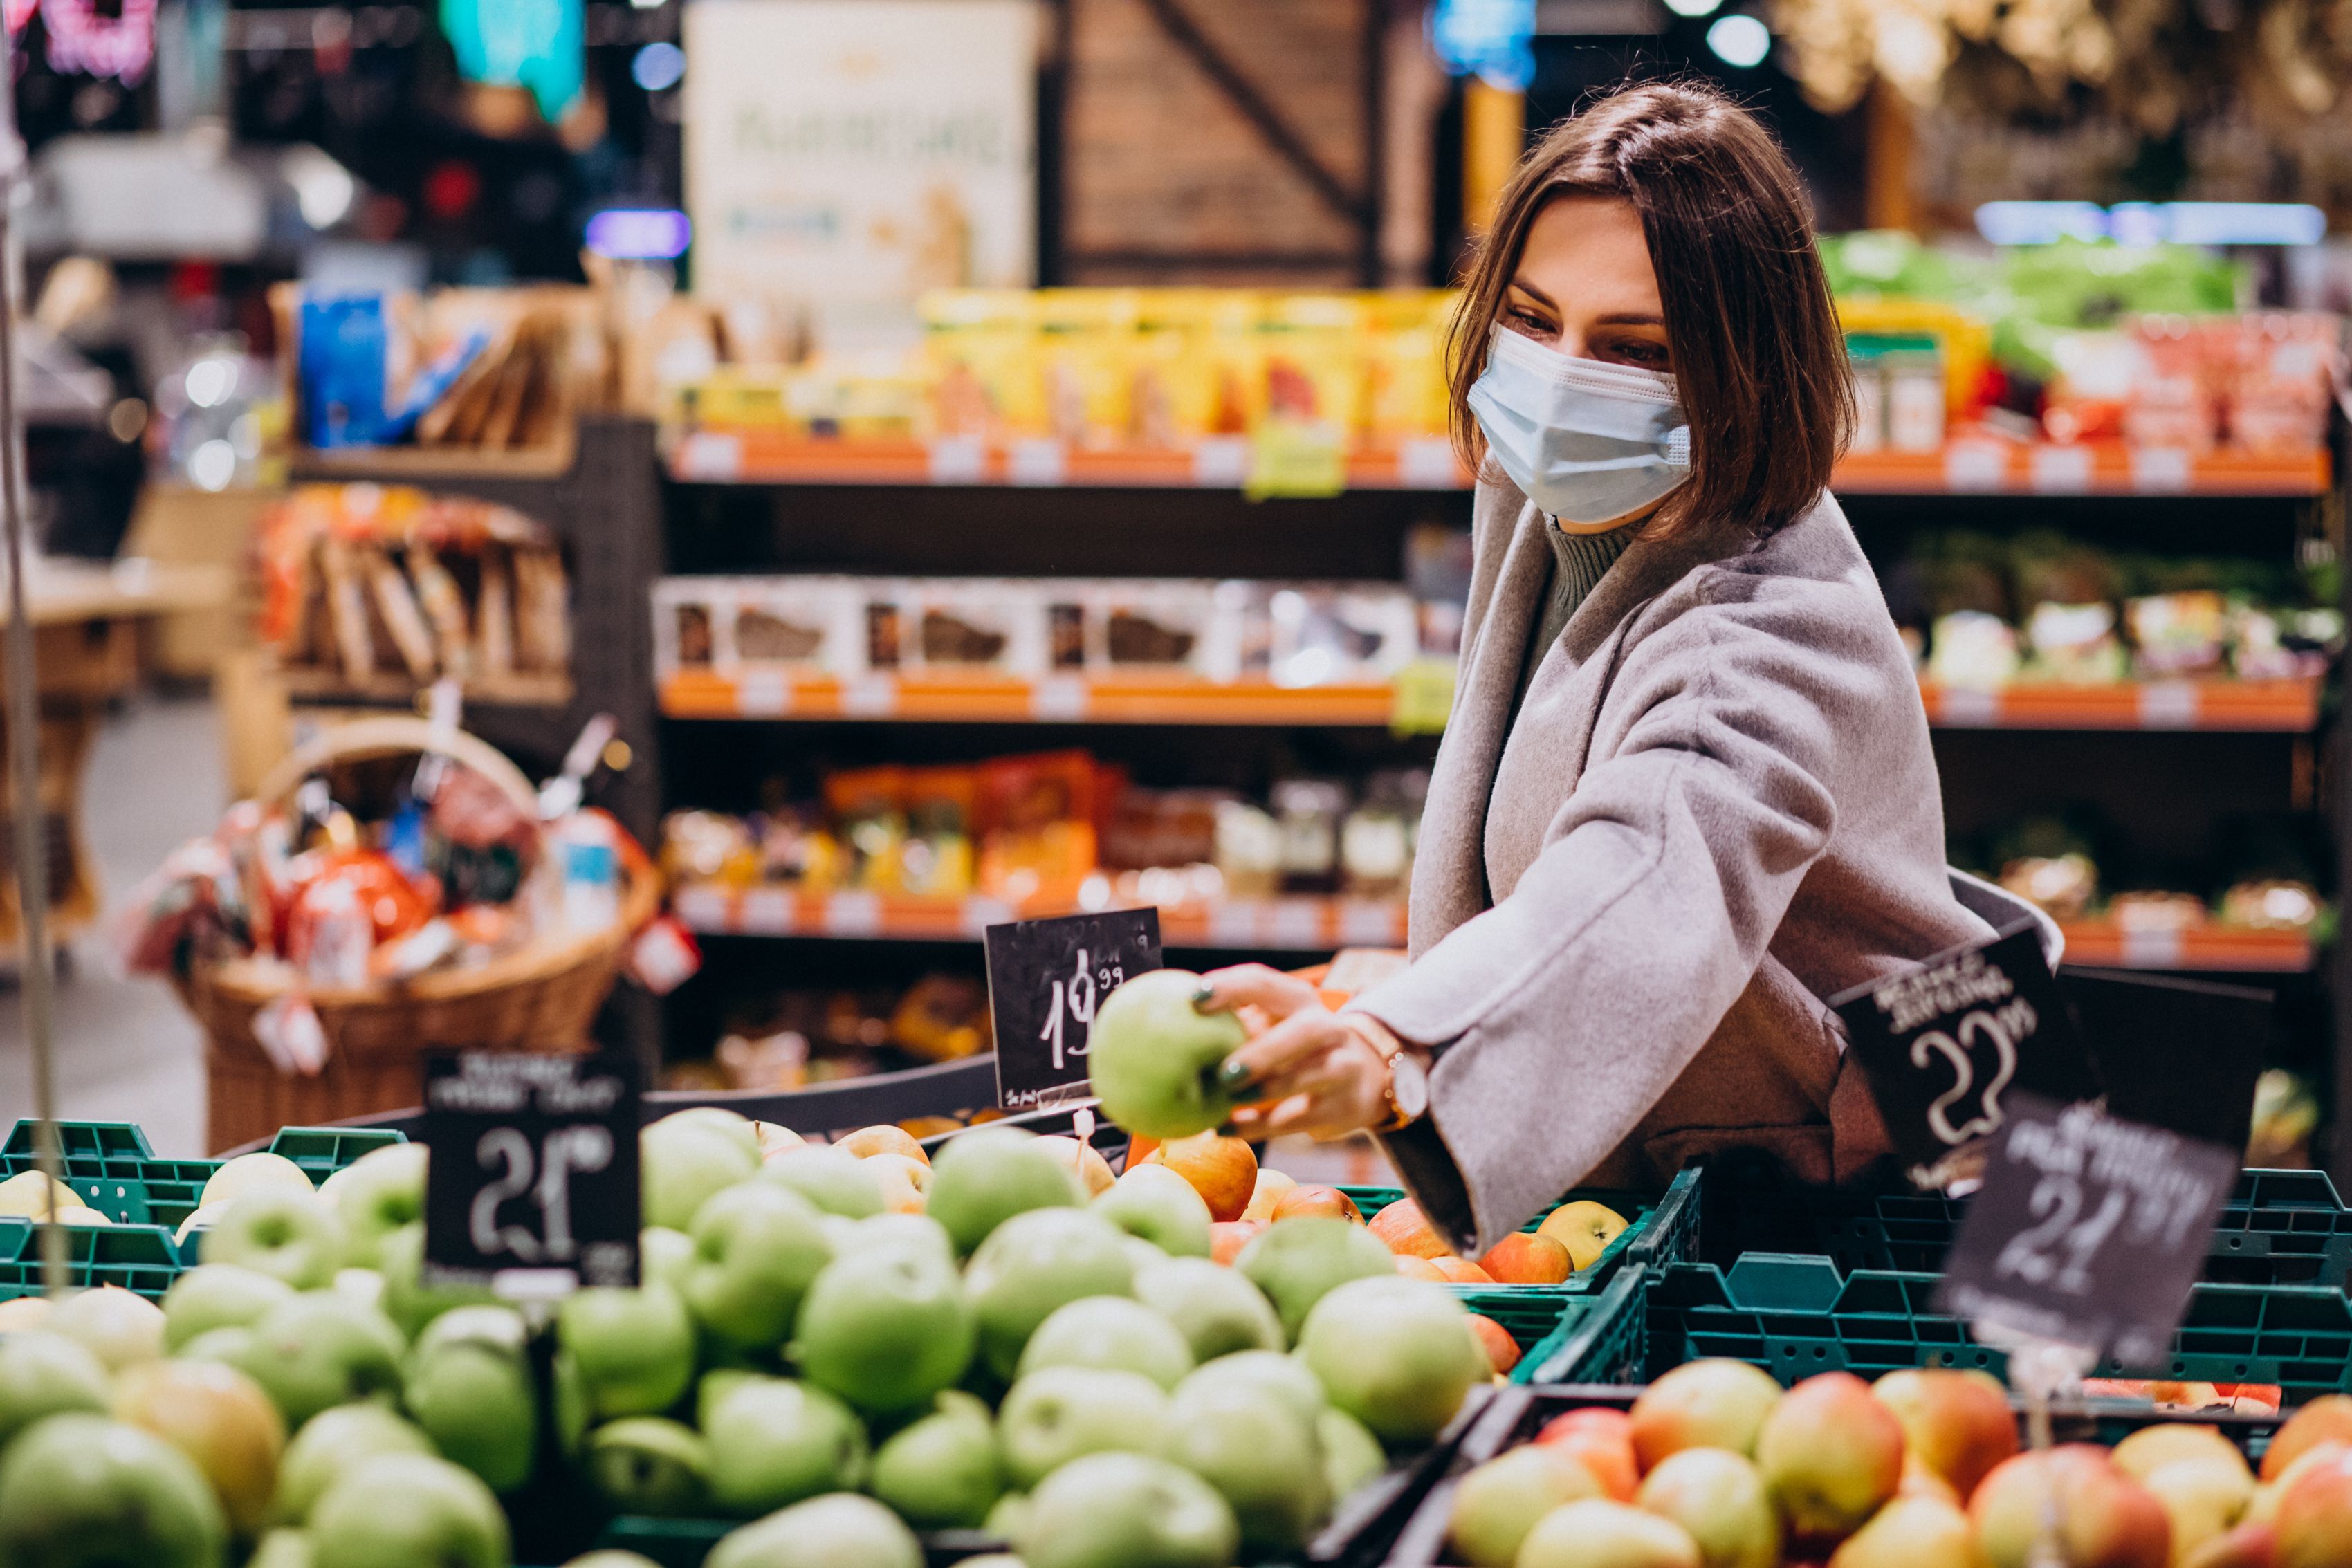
[421,1051,642,1294]
[986,909,1164,1112]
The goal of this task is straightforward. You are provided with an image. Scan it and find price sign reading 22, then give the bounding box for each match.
[1909,995,2035,1146]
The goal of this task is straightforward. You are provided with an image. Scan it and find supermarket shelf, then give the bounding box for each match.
[659,670,1401,726]
[279,666,575,709]
[1919,676,2322,732]
[665,427,2329,499]
[662,670,2319,732]
[2055,919,2314,972]
[671,883,1408,950]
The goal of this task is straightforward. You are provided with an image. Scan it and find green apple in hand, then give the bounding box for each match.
[1235,1217,1397,1344]
[582,1417,710,1516]
[792,1245,975,1415]
[309,1452,507,1568]
[1094,1165,1214,1258]
[0,1414,227,1568]
[922,1127,1083,1255]
[1161,1367,1331,1551]
[1086,968,1249,1141]
[869,1391,1003,1529]
[701,1377,868,1516]
[639,1117,758,1232]
[1018,1451,1240,1568]
[316,1144,425,1270]
[1132,1257,1283,1363]
[758,1146,884,1219]
[681,1183,832,1353]
[201,1190,348,1291]
[962,1206,1134,1380]
[1017,1295,1195,1390]
[228,1291,405,1428]
[0,1331,109,1446]
[556,1282,696,1421]
[403,1306,537,1493]
[162,1265,297,1352]
[272,1403,434,1525]
[706,1494,921,1568]
[997,1365,1170,1489]
[1298,1275,1485,1445]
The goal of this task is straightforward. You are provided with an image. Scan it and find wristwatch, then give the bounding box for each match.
[1343,1013,1429,1132]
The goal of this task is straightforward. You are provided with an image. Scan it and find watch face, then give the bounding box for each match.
[1392,1053,1430,1118]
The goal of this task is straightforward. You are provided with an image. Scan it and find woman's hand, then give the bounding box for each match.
[1198,963,1391,1141]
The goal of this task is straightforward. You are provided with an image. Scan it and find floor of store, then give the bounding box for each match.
[0,694,221,1154]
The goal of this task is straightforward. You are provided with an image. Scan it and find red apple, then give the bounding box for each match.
[1754,1372,1905,1542]
[1209,1220,1267,1266]
[1630,1358,1785,1469]
[1271,1185,1363,1225]
[1144,1133,1258,1222]
[1969,1446,2169,1568]
[1368,1199,1450,1259]
[1480,1233,1572,1286]
[1534,1408,1638,1503]
[1871,1367,2017,1500]
[2277,1448,2352,1568]
[1431,1256,1495,1286]
[2266,1396,2352,1483]
[1467,1316,1519,1378]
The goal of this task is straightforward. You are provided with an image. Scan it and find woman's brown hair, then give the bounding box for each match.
[1446,81,1853,537]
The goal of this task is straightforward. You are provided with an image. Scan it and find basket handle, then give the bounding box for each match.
[255,715,540,820]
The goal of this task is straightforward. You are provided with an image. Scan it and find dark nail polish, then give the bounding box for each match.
[1191,981,1217,1008]
[1217,1058,1254,1091]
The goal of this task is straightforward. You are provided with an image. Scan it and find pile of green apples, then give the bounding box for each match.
[0,1106,1494,1568]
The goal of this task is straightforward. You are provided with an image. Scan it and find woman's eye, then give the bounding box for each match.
[1504,306,1551,334]
[1602,339,1669,367]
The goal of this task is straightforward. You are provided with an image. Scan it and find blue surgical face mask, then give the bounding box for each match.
[1466,326,1691,526]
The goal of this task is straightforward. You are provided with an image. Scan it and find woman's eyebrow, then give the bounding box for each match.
[1591,311,1667,326]
[1505,277,1557,309]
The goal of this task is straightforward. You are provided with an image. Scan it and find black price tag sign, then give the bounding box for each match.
[984,908,1161,1112]
[1936,1093,2235,1367]
[421,1051,641,1295]
[1832,924,2103,1183]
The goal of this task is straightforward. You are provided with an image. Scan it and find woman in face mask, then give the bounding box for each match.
[1189,81,2054,1255]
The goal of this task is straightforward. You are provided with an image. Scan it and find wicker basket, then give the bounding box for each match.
[177,717,658,1152]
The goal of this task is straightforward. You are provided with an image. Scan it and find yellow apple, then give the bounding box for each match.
[1536,1201,1629,1271]
[863,1153,931,1215]
[1242,1170,1299,1224]
[199,1152,315,1209]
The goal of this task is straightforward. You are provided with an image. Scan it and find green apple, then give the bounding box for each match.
[1086,968,1249,1141]
[923,1127,1084,1255]
[997,1365,1170,1489]
[984,1489,1031,1541]
[1094,1165,1215,1257]
[640,1118,758,1232]
[163,1265,297,1352]
[582,1417,710,1516]
[332,1270,385,1310]
[758,1147,884,1219]
[1018,1450,1241,1568]
[0,1414,227,1568]
[696,1369,761,1431]
[701,1376,867,1516]
[315,1145,425,1270]
[248,1527,313,1568]
[111,1356,286,1538]
[705,1493,921,1568]
[1161,1367,1331,1551]
[791,1245,975,1414]
[375,1224,497,1339]
[309,1452,507,1568]
[1017,1295,1195,1390]
[201,1190,348,1291]
[868,1393,1003,1529]
[555,1282,696,1421]
[835,1212,955,1265]
[0,1331,109,1446]
[201,1152,315,1209]
[1180,1350,1326,1427]
[963,1206,1134,1379]
[1132,1257,1284,1363]
[654,1107,761,1163]
[49,1284,167,1372]
[228,1291,405,1428]
[403,1307,536,1493]
[681,1182,833,1353]
[1298,1275,1484,1444]
[638,1227,693,1294]
[271,1404,434,1524]
[1319,1408,1386,1500]
[1235,1217,1398,1344]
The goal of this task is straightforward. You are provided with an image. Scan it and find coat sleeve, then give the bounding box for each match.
[1350,571,1864,1253]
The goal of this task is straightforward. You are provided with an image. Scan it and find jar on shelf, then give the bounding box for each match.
[1269,779,1350,896]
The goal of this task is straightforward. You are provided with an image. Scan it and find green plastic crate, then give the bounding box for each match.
[0,1217,185,1303]
[1512,1264,1648,1386]
[1339,1168,1700,1295]
[1647,1253,2352,1404]
[1,1120,407,1233]
[1687,1163,2352,1289]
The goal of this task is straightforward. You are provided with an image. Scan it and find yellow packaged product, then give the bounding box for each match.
[1035,288,1140,448]
[1129,290,1226,447]
[921,289,1040,439]
[679,367,797,430]
[1362,290,1458,442]
[1256,293,1365,435]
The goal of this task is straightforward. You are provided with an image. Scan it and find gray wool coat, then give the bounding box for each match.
[1353,474,2057,1255]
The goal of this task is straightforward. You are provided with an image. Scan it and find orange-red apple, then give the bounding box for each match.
[1969,1446,2169,1568]
[1480,1233,1572,1286]
[2267,1397,2352,1483]
[1394,1255,1448,1282]
[1534,1408,1638,1502]
[1871,1367,2017,1499]
[1209,1219,1267,1266]
[2184,1522,2278,1568]
[1144,1132,1258,1221]
[2277,1448,2352,1568]
[1630,1359,1785,1468]
[1754,1371,1904,1542]
[1368,1199,1450,1259]
[1431,1255,1495,1286]
[1273,1185,1363,1224]
[1467,1315,1519,1378]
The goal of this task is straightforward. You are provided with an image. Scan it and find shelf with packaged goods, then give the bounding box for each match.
[670,883,1409,951]
[665,426,2331,499]
[2052,919,2315,972]
[659,669,2322,733]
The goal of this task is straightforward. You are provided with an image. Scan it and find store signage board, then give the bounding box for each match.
[984,909,1161,1112]
[1936,1093,2235,1367]
[1832,923,2102,1185]
[421,1051,641,1298]
[2061,968,2272,1156]
[682,0,1040,304]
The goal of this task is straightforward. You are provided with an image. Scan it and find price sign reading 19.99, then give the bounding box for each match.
[421,1051,641,1296]
[984,908,1162,1112]
[1936,1094,2236,1368]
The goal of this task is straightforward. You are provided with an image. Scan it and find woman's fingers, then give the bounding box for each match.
[1195,963,1320,1022]
[1222,1006,1350,1086]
